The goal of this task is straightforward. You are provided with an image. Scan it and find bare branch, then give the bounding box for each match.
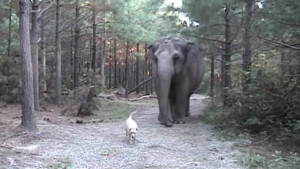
[255,33,300,50]
[182,33,225,44]
[39,0,54,17]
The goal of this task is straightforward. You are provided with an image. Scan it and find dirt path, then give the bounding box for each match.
[0,95,244,169]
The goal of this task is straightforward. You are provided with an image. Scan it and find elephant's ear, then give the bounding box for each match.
[147,44,156,60]
[184,42,201,57]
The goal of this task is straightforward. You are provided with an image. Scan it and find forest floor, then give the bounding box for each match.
[0,92,245,169]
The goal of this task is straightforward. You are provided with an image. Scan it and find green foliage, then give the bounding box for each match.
[109,0,179,43]
[241,151,300,169]
[201,102,248,141]
[227,69,300,141]
[0,56,21,103]
[0,0,19,56]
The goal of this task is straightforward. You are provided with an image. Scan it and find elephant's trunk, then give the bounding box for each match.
[156,61,174,127]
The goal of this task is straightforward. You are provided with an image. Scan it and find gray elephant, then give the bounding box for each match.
[148,37,205,127]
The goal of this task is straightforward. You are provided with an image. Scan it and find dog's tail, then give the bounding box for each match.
[129,110,138,118]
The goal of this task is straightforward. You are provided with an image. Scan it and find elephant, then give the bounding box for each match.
[148,37,205,127]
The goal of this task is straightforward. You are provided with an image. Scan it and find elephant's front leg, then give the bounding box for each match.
[169,85,177,123]
[173,82,189,124]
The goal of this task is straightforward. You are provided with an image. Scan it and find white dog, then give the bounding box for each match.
[125,111,138,144]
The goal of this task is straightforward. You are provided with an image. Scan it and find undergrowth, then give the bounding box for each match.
[202,100,300,169]
[241,151,300,169]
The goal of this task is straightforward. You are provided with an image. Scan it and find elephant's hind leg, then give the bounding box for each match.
[185,95,191,117]
[174,86,189,124]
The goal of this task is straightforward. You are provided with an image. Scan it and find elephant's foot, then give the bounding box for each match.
[172,119,186,124]
[158,116,173,127]
[161,121,173,127]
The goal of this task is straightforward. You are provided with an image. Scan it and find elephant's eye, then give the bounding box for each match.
[173,54,179,62]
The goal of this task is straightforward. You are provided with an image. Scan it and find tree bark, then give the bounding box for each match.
[70,24,74,84]
[125,40,129,97]
[114,38,117,88]
[7,0,13,58]
[40,11,47,92]
[108,42,112,88]
[221,55,225,89]
[55,0,62,105]
[135,43,140,93]
[100,39,106,88]
[31,0,40,110]
[210,55,215,97]
[243,0,254,91]
[223,4,232,106]
[19,0,37,131]
[91,0,97,71]
[118,61,122,86]
[74,0,80,88]
[144,43,150,94]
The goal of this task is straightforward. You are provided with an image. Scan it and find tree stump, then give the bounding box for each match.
[77,86,100,116]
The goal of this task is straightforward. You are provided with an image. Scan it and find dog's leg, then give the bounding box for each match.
[129,134,132,144]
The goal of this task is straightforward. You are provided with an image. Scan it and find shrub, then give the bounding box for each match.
[228,69,300,142]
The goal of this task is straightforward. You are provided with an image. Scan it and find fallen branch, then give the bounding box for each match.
[97,93,115,100]
[128,95,157,102]
[0,145,13,149]
[128,76,156,94]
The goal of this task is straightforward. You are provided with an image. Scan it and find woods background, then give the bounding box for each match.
[0,0,299,143]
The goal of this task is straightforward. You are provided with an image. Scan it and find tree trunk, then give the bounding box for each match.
[125,40,129,97]
[70,24,74,84]
[91,0,97,71]
[31,0,40,110]
[221,55,225,89]
[243,0,254,91]
[7,0,13,58]
[223,5,232,106]
[108,42,112,88]
[100,39,106,88]
[55,0,62,105]
[118,62,122,86]
[114,38,117,88]
[19,0,37,131]
[150,61,153,94]
[210,55,214,97]
[74,0,80,88]
[145,43,149,94]
[40,11,47,92]
[135,43,140,93]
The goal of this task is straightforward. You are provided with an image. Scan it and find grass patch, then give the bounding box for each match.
[47,159,73,169]
[107,102,131,120]
[93,98,132,122]
[202,100,300,169]
[135,98,158,104]
[240,151,300,169]
[200,101,248,141]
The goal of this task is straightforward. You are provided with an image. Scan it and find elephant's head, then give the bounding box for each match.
[149,37,190,76]
[148,37,194,126]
